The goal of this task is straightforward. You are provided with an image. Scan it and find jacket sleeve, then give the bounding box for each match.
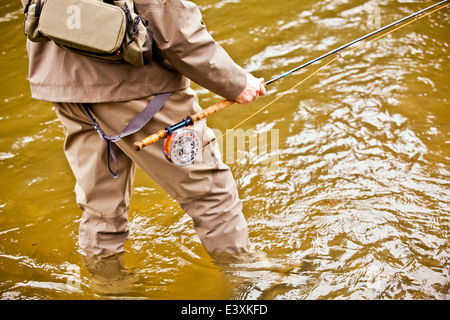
[134,0,247,100]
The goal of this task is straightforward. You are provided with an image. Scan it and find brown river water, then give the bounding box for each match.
[0,0,449,300]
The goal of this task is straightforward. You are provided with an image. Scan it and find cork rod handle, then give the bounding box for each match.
[133,128,168,151]
[189,99,234,122]
[133,99,235,151]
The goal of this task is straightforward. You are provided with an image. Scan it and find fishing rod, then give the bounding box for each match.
[133,0,449,156]
[266,0,449,85]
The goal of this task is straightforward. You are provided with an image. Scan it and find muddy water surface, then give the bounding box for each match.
[0,0,449,299]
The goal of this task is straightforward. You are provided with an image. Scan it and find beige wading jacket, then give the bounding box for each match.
[21,0,247,103]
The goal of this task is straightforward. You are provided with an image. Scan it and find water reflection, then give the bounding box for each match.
[1,0,449,300]
[83,253,141,298]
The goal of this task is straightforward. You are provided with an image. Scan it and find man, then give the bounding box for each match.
[22,0,266,258]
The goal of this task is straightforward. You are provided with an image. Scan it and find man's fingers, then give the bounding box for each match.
[235,74,266,105]
[259,78,267,96]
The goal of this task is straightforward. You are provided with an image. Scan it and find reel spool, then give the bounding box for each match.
[163,129,200,166]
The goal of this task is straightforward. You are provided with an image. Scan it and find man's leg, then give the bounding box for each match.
[53,102,136,257]
[90,89,250,255]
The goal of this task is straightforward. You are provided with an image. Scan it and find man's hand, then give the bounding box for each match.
[235,74,266,105]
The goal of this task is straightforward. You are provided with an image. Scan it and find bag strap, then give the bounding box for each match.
[35,0,42,17]
[82,92,171,178]
[24,0,42,16]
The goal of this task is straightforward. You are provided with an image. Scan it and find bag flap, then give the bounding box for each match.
[38,0,126,53]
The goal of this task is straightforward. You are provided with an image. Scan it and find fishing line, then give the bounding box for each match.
[203,56,339,152]
[133,1,449,166]
[344,1,449,55]
[205,0,449,151]
[265,0,449,85]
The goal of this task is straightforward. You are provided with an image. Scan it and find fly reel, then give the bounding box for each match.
[163,129,200,166]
